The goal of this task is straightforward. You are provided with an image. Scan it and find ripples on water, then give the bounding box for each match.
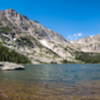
[0,64,100,84]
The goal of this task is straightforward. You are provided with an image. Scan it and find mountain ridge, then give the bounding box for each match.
[73,34,100,53]
[0,9,72,64]
[0,9,100,64]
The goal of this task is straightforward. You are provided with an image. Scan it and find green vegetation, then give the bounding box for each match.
[0,27,12,33]
[16,37,34,47]
[0,44,31,64]
[0,35,10,42]
[61,59,68,63]
[75,51,100,63]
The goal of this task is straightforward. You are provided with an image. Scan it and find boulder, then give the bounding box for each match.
[0,62,24,71]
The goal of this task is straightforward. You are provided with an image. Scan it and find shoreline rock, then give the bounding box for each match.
[0,62,24,71]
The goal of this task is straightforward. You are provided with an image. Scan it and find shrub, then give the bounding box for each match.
[0,44,31,64]
[0,27,12,33]
[75,51,100,63]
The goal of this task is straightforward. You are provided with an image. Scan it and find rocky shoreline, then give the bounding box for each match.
[0,80,100,100]
[0,91,9,100]
[0,62,24,71]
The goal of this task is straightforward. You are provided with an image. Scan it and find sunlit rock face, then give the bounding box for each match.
[0,62,24,71]
[0,9,100,64]
[0,9,77,64]
[73,34,100,53]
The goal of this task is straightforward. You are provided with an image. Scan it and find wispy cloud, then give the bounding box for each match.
[67,32,84,40]
[72,33,82,37]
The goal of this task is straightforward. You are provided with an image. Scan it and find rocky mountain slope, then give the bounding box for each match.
[70,35,100,63]
[0,9,79,64]
[0,9,100,64]
[73,34,100,53]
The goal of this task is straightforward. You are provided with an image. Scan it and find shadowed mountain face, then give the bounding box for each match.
[0,9,100,64]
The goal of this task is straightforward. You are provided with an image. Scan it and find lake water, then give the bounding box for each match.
[0,64,100,84]
[0,64,100,100]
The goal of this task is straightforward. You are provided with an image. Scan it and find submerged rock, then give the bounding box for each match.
[0,62,24,71]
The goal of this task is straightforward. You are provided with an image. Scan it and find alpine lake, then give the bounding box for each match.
[0,64,100,100]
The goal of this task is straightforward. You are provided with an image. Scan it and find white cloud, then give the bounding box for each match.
[73,33,83,37]
[66,32,98,40]
[67,32,83,40]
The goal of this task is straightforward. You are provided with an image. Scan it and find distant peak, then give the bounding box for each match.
[6,8,16,12]
[5,8,17,14]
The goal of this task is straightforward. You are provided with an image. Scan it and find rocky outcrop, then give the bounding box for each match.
[0,62,24,71]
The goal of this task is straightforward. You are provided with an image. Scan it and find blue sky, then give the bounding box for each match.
[0,0,100,40]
